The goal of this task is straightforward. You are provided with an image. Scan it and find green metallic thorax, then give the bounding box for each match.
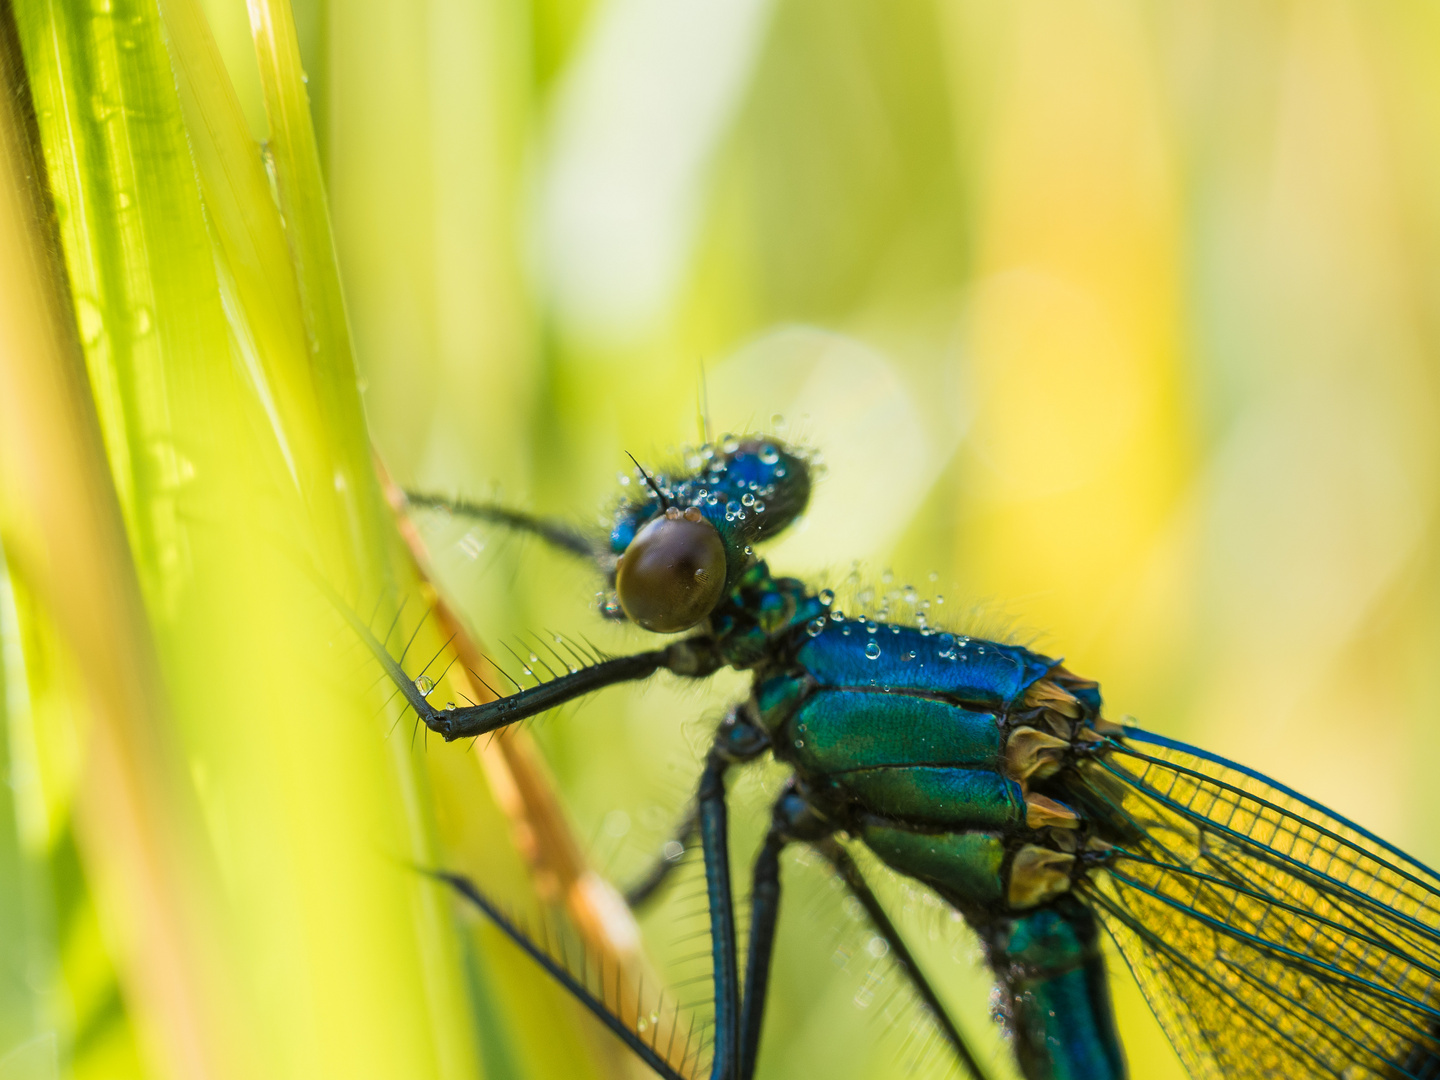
[706,559,1124,1080]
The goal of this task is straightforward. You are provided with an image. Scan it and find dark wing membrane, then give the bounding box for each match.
[1068,727,1440,1080]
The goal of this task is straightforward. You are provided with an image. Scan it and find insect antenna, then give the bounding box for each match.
[626,451,672,510]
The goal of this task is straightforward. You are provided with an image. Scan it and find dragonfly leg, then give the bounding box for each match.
[629,704,770,909]
[698,749,740,1080]
[737,782,832,1080]
[402,491,602,563]
[623,802,698,908]
[813,837,990,1080]
[698,706,771,1080]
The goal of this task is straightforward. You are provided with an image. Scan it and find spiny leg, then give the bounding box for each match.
[698,750,739,1080]
[739,828,784,1080]
[436,871,689,1080]
[403,492,600,562]
[814,836,990,1080]
[698,708,771,1080]
[736,782,842,1080]
[625,801,700,908]
[333,581,724,740]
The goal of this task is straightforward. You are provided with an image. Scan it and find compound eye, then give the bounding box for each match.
[616,507,727,632]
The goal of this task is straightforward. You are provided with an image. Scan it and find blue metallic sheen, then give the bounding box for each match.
[797,622,1054,706]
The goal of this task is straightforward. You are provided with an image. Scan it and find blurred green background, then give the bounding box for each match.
[4,1,1440,1079]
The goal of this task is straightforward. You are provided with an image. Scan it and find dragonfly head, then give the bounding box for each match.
[607,437,813,632]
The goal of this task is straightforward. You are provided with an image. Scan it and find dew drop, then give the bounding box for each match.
[458,530,485,559]
[760,444,780,464]
[865,642,881,660]
[741,492,755,507]
[819,589,835,606]
[414,675,434,694]
[865,620,877,635]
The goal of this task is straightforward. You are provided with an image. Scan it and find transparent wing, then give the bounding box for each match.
[1070,728,1440,1080]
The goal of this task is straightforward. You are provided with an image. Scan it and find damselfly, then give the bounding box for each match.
[347,434,1440,1080]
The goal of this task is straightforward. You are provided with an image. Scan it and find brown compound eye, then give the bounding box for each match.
[616,506,727,632]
